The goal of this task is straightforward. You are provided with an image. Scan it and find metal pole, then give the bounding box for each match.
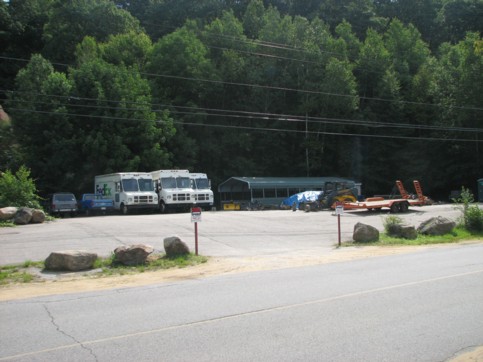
[194,222,199,256]
[337,214,341,247]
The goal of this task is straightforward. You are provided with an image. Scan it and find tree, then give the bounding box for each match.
[146,22,218,169]
[384,19,430,95]
[427,32,483,192]
[42,0,141,64]
[0,166,42,208]
[8,54,81,193]
[0,0,55,97]
[69,58,174,191]
[437,0,483,44]
[374,0,443,49]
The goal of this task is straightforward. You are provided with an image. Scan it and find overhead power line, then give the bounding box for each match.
[4,89,483,134]
[1,55,481,113]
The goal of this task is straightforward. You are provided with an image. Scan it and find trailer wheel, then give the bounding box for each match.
[121,203,129,215]
[399,202,409,213]
[390,203,400,213]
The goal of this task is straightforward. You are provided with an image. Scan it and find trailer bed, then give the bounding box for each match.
[336,180,429,213]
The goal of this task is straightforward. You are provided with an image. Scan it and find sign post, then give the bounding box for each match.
[191,206,202,255]
[335,202,344,247]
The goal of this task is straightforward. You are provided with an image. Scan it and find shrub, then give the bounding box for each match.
[453,187,483,232]
[0,166,41,208]
[383,215,404,235]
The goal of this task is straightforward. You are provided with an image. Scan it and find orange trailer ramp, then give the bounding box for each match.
[337,180,428,213]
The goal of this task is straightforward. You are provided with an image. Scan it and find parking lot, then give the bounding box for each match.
[0,204,462,265]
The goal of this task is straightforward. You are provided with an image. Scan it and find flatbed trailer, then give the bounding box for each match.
[336,180,429,213]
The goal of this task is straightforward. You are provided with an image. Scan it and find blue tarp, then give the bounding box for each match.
[281,191,324,208]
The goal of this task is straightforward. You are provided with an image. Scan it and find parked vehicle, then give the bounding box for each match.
[78,193,114,215]
[189,173,214,210]
[338,180,431,213]
[45,192,78,217]
[94,173,158,215]
[151,169,195,213]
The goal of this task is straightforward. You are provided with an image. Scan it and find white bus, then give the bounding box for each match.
[94,172,158,214]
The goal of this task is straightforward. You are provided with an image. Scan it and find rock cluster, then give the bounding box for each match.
[0,207,46,225]
[353,216,456,243]
[43,236,191,272]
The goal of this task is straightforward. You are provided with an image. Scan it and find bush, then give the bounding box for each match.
[383,215,404,235]
[0,166,41,208]
[453,187,483,232]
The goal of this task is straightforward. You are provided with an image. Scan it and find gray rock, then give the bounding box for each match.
[14,207,33,225]
[31,209,46,223]
[0,207,18,220]
[45,250,97,271]
[114,244,154,266]
[353,222,379,243]
[388,224,418,240]
[164,236,190,257]
[417,216,456,236]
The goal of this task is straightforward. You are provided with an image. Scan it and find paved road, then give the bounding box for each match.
[0,204,462,265]
[1,242,482,361]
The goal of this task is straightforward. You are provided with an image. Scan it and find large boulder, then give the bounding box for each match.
[31,209,46,223]
[0,207,17,221]
[45,250,97,271]
[114,244,154,266]
[13,207,33,225]
[417,216,456,236]
[164,236,190,257]
[353,222,379,243]
[388,224,418,240]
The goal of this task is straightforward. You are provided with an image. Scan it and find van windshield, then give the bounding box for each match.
[194,178,210,189]
[161,177,177,188]
[138,178,154,192]
[176,177,191,188]
[122,178,139,192]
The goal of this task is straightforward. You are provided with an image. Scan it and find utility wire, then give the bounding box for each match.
[1,55,481,112]
[7,106,483,143]
[5,89,483,133]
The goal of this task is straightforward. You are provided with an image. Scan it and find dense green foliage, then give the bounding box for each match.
[453,187,483,231]
[0,0,482,200]
[0,166,41,208]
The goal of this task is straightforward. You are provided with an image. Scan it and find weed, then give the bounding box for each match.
[383,215,404,235]
[453,187,483,232]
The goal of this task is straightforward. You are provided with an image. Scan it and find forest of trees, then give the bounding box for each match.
[0,0,482,201]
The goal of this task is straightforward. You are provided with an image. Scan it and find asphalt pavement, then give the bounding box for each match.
[1,241,482,361]
[0,204,462,265]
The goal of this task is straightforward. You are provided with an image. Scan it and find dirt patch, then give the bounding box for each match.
[0,244,442,301]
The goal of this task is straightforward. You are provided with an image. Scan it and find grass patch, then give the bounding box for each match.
[0,253,208,286]
[0,220,15,227]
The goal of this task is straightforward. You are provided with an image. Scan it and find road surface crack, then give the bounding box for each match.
[43,304,98,361]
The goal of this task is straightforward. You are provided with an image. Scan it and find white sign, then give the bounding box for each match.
[191,207,202,222]
[335,205,344,215]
